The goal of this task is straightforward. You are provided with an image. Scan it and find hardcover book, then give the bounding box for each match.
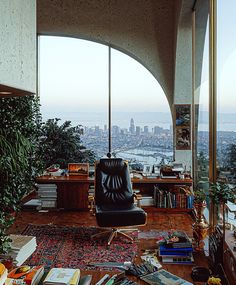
[161,254,194,264]
[159,244,192,254]
[140,269,193,285]
[43,268,80,285]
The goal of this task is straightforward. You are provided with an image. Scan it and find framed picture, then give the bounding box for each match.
[176,127,191,150]
[175,104,191,150]
[143,164,152,175]
[68,163,89,176]
[175,104,191,127]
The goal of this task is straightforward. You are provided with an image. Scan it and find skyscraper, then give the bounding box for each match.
[136,126,141,136]
[144,126,149,134]
[129,118,135,134]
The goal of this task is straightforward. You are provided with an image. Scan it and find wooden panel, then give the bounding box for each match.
[57,182,89,210]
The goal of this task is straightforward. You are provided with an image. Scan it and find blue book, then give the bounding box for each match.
[159,245,193,256]
[160,244,193,251]
[159,250,192,256]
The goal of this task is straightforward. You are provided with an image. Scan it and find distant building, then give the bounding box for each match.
[104,124,107,131]
[144,126,149,134]
[154,126,162,135]
[94,126,100,136]
[129,118,135,134]
[112,125,120,135]
[136,126,141,136]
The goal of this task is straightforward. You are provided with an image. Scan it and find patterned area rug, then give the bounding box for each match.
[22,224,138,271]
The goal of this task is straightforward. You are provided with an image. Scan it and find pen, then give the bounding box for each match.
[95,274,110,285]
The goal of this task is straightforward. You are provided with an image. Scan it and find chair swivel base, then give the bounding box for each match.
[92,228,134,245]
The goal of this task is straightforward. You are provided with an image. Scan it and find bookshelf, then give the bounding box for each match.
[132,177,193,213]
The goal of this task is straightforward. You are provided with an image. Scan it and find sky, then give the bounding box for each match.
[39,37,168,115]
[39,0,236,128]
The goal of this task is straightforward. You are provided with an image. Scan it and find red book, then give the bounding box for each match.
[6,265,44,285]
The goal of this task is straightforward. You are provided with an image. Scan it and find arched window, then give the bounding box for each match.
[39,36,172,168]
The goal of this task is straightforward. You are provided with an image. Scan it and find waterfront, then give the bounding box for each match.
[115,147,173,165]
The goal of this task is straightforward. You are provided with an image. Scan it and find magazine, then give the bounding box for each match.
[140,250,162,270]
[5,265,44,285]
[140,269,193,285]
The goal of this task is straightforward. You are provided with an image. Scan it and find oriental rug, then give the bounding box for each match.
[22,224,138,271]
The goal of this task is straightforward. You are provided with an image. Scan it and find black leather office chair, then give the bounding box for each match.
[92,158,147,245]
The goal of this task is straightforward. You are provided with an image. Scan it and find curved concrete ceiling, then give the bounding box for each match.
[37,0,195,106]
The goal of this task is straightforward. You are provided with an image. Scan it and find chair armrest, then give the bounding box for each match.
[134,193,143,208]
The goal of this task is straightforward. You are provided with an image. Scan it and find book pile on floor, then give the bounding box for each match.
[0,263,8,285]
[37,183,57,209]
[5,265,44,285]
[158,230,194,264]
[8,234,37,266]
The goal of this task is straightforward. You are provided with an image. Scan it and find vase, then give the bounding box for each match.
[193,201,209,250]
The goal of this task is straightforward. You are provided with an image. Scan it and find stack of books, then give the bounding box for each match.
[140,195,155,206]
[43,268,80,285]
[5,265,44,285]
[37,183,57,209]
[8,234,37,266]
[0,263,8,285]
[158,230,193,264]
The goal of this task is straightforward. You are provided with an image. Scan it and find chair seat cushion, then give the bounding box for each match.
[95,204,146,227]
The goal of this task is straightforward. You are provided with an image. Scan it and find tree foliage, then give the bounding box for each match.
[37,118,96,169]
[0,95,42,254]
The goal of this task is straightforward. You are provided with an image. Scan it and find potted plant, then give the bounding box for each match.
[193,187,208,218]
[210,181,236,236]
[210,182,236,205]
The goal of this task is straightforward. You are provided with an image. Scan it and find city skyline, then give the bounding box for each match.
[41,108,236,132]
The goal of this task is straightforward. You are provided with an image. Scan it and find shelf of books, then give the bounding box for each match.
[151,185,194,213]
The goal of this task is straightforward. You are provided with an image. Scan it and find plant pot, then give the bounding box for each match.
[193,201,209,250]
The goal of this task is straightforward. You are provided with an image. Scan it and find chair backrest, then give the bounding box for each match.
[95,158,134,207]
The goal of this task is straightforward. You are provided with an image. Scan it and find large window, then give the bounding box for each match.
[217,0,236,228]
[39,36,172,168]
[194,1,210,203]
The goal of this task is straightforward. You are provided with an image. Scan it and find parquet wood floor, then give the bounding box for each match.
[9,208,208,284]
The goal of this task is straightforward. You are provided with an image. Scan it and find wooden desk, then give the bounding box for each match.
[36,176,192,211]
[36,176,93,210]
[131,177,192,185]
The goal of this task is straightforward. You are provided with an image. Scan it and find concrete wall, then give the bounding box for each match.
[0,0,36,94]
[173,0,193,171]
